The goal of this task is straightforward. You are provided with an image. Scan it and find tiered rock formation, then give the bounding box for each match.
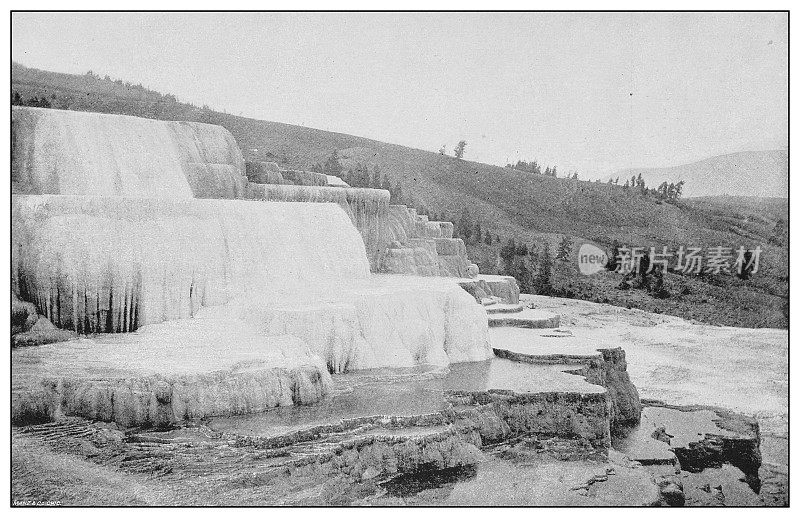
[11,106,476,280]
[245,182,390,270]
[243,160,477,277]
[383,205,476,277]
[11,107,493,389]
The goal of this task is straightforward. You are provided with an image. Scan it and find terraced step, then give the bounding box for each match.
[11,322,330,427]
[488,308,560,328]
[489,327,601,364]
[222,422,477,482]
[445,357,605,395]
[485,303,525,314]
[208,357,612,465]
[444,357,610,447]
[204,357,611,454]
[206,367,450,449]
[136,366,480,482]
[488,326,642,432]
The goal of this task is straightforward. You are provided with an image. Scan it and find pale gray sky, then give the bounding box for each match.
[12,12,788,177]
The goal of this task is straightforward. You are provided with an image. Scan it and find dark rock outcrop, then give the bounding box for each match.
[11,293,38,335]
[12,316,77,347]
[447,390,612,448]
[572,348,642,432]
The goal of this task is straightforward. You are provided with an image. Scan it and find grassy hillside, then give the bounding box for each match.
[11,62,788,328]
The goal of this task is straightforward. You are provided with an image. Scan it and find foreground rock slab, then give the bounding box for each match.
[613,403,772,506]
[12,418,660,506]
[360,453,662,506]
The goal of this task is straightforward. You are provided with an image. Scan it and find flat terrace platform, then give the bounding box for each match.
[489,327,604,362]
[12,319,330,427]
[488,308,561,328]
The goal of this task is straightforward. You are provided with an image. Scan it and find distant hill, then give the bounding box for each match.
[617,150,788,198]
[688,195,788,217]
[11,62,788,328]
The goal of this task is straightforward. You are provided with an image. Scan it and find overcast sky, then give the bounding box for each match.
[12,12,788,177]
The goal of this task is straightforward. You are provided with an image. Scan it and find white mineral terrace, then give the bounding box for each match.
[12,106,247,199]
[12,322,333,426]
[246,183,391,268]
[12,194,492,373]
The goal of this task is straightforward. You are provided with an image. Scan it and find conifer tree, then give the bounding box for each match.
[556,235,572,262]
[500,238,516,273]
[381,174,392,191]
[392,182,403,204]
[323,150,342,174]
[606,240,621,271]
[454,140,467,159]
[459,209,473,241]
[511,255,534,294]
[535,243,554,295]
[675,180,684,199]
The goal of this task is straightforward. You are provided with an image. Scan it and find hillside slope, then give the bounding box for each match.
[11,62,788,328]
[10,62,779,246]
[617,150,788,198]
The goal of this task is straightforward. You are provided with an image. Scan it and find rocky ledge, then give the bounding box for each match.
[614,402,772,506]
[489,326,642,432]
